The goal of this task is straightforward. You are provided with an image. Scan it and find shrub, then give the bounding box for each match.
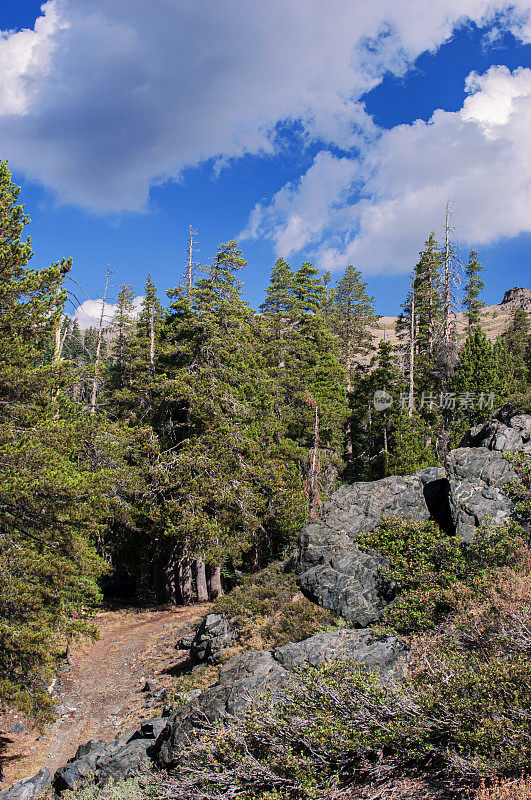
[356,515,531,633]
[212,560,340,650]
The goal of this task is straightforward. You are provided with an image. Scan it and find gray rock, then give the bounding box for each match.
[446,447,518,541]
[190,613,238,664]
[9,722,29,734]
[95,739,152,786]
[176,632,195,650]
[141,680,157,693]
[274,628,406,683]
[0,769,52,800]
[297,471,441,623]
[460,408,531,454]
[52,719,165,794]
[54,758,97,794]
[501,287,531,310]
[155,628,404,768]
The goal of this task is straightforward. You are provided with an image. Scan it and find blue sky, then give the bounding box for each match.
[1,1,531,325]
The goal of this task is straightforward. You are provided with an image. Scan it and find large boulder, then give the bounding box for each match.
[52,717,166,795]
[0,769,52,800]
[460,407,531,455]
[155,627,405,768]
[446,447,518,541]
[190,613,238,664]
[297,469,445,624]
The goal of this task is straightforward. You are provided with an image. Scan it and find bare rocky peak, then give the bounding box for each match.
[501,287,531,310]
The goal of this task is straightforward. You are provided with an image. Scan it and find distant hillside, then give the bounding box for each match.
[367,286,531,359]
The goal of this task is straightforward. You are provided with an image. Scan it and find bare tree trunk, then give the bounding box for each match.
[443,201,451,345]
[207,565,223,600]
[193,557,209,603]
[186,226,198,299]
[149,308,155,379]
[90,268,110,415]
[177,558,193,605]
[408,280,415,418]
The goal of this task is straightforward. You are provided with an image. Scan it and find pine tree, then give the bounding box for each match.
[150,242,306,603]
[334,265,377,392]
[293,261,325,314]
[502,307,530,390]
[0,163,151,722]
[109,284,136,390]
[414,233,443,358]
[463,250,485,328]
[259,257,295,330]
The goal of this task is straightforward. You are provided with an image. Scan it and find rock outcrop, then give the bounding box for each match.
[501,287,531,311]
[155,627,406,768]
[298,408,531,618]
[0,769,52,800]
[445,448,518,541]
[297,468,446,623]
[190,613,238,664]
[460,406,531,454]
[52,717,167,795]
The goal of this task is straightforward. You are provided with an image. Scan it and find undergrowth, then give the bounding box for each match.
[211,560,341,650]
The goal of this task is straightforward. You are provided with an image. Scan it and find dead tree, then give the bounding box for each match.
[90,267,111,415]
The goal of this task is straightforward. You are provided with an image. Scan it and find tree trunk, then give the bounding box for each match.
[90,268,110,415]
[408,279,415,418]
[443,202,451,345]
[153,545,177,605]
[207,564,223,600]
[177,558,193,605]
[193,557,209,603]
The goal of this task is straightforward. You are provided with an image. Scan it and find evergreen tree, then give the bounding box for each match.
[503,307,530,390]
[334,265,377,392]
[293,261,325,314]
[259,257,295,331]
[109,284,136,390]
[451,327,515,436]
[414,233,443,359]
[463,250,485,328]
[151,242,306,602]
[0,163,152,722]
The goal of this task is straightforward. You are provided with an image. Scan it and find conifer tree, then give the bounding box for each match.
[151,242,306,603]
[0,163,152,722]
[502,307,530,391]
[259,257,295,331]
[463,250,485,328]
[334,265,377,392]
[109,284,136,389]
[293,261,325,314]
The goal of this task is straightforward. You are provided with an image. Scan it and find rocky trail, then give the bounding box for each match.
[0,604,208,788]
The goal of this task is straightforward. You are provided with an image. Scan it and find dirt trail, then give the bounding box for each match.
[1,604,208,787]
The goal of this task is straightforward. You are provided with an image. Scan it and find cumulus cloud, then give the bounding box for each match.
[73,296,143,329]
[1,0,530,212]
[246,65,531,274]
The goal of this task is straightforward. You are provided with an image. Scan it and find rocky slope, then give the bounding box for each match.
[366,286,530,362]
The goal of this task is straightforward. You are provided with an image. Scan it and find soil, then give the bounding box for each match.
[0,603,208,788]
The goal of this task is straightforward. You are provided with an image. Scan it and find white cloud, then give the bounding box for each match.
[247,65,531,274]
[0,0,530,212]
[73,296,143,329]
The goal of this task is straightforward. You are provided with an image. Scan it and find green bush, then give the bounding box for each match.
[212,560,340,649]
[356,516,530,633]
[166,650,531,798]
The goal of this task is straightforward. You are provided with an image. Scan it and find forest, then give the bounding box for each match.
[1,156,531,738]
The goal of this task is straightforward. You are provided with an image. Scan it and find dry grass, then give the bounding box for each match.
[472,777,531,799]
